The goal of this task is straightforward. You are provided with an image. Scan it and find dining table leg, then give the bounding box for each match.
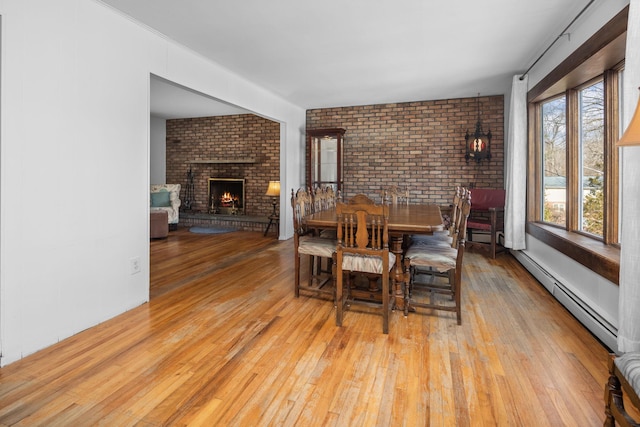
[389,234,411,313]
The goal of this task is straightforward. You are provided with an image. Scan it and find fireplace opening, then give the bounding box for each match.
[208,178,245,215]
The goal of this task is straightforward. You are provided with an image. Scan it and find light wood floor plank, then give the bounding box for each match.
[0,228,612,425]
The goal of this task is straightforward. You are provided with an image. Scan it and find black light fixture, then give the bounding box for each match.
[465,94,492,163]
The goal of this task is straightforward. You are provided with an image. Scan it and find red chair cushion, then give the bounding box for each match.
[466,219,492,231]
[469,188,505,211]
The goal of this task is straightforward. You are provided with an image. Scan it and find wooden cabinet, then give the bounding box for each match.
[306,128,346,192]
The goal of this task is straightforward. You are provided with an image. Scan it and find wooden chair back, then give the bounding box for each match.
[347,194,376,205]
[291,188,313,236]
[312,187,324,213]
[381,185,409,206]
[449,188,470,247]
[454,192,472,249]
[469,188,505,211]
[447,187,462,237]
[313,186,338,212]
[336,201,389,254]
[324,186,338,210]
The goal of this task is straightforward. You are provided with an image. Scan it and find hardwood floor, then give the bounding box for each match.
[0,228,611,425]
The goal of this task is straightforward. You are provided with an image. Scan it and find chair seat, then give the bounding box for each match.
[319,229,337,239]
[615,352,640,397]
[405,245,457,273]
[298,236,337,259]
[411,233,453,247]
[466,219,493,231]
[342,252,396,275]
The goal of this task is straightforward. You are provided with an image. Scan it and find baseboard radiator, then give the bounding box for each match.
[513,251,618,351]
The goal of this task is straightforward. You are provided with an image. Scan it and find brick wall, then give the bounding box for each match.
[165,96,504,218]
[166,114,280,217]
[306,95,504,206]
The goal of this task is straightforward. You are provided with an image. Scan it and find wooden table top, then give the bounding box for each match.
[304,204,444,235]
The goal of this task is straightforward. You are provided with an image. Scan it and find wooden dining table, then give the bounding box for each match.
[303,203,444,310]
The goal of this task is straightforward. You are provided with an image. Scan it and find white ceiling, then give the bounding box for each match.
[100,0,592,119]
[150,77,249,119]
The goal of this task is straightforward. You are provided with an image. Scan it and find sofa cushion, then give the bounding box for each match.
[151,191,171,207]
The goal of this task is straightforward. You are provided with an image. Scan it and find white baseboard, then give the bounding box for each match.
[512,250,618,351]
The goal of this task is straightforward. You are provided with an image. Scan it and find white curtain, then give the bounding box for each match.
[504,74,528,250]
[618,0,640,354]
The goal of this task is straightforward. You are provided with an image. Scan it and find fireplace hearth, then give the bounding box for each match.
[208,178,245,215]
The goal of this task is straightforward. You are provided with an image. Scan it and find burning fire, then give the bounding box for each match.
[220,192,239,207]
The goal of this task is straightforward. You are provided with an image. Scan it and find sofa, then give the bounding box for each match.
[150,184,181,230]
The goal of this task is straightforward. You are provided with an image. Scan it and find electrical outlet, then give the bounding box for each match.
[130,256,141,275]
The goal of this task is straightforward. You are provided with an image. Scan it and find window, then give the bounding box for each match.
[535,74,619,244]
[541,96,567,226]
[526,6,626,283]
[578,80,605,237]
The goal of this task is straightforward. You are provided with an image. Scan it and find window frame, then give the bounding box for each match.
[526,6,627,284]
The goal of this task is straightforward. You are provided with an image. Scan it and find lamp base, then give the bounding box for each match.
[264,198,279,237]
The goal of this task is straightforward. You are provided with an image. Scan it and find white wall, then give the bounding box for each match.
[519,0,629,350]
[150,117,166,185]
[0,0,305,366]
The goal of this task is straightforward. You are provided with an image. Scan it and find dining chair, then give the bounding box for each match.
[335,196,395,334]
[317,185,338,210]
[604,352,640,426]
[291,188,336,299]
[312,186,325,214]
[410,186,466,247]
[466,188,506,258]
[312,186,338,272]
[381,185,410,206]
[402,191,471,324]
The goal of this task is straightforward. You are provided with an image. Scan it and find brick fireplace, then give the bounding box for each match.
[208,178,245,215]
[165,114,280,231]
[166,114,280,211]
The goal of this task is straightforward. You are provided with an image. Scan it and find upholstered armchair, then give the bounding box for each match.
[150,184,181,230]
[466,188,506,258]
[604,352,640,426]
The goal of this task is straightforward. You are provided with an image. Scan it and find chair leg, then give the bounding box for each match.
[294,252,301,298]
[335,253,343,327]
[603,368,619,427]
[403,259,411,317]
[489,230,498,259]
[452,269,462,325]
[332,253,337,307]
[382,269,389,334]
[308,255,315,287]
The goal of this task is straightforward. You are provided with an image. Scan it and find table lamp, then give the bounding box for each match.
[617,88,640,146]
[265,180,280,217]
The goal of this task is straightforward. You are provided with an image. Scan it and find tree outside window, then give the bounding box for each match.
[542,97,566,226]
[579,81,604,237]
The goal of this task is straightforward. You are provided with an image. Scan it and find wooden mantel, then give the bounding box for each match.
[190,159,256,164]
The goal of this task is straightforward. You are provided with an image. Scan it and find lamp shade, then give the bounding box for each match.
[617,95,640,146]
[265,181,280,197]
